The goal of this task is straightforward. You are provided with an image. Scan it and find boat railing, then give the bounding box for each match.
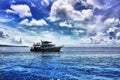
[33,43,41,47]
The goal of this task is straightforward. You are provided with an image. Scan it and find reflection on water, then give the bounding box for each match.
[0,47,120,80]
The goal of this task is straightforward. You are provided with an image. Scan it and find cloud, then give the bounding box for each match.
[1,23,120,46]
[72,29,85,36]
[0,24,80,46]
[41,0,50,6]
[0,18,14,23]
[106,27,119,33]
[86,0,104,9]
[0,25,38,45]
[31,2,36,7]
[104,18,120,26]
[5,9,17,14]
[10,0,16,4]
[10,4,32,18]
[116,32,120,39]
[49,0,119,35]
[81,9,93,19]
[49,0,94,29]
[48,0,120,46]
[49,0,93,21]
[20,18,48,26]
[49,0,106,38]
[59,21,72,28]
[104,18,120,36]
[0,31,4,38]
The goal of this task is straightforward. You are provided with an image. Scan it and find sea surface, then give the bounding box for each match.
[0,47,120,80]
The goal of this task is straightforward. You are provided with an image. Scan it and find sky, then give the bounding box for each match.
[0,0,120,46]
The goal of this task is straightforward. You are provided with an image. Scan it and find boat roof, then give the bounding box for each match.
[41,41,52,43]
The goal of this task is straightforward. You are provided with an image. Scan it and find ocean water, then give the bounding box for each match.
[0,47,120,80]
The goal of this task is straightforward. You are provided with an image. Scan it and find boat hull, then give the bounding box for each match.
[30,47,62,52]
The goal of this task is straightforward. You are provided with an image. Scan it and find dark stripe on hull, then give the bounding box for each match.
[30,47,62,52]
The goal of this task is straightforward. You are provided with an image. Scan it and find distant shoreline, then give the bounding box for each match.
[0,44,28,47]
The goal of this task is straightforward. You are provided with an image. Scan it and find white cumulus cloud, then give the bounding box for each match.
[49,0,93,22]
[49,0,94,31]
[20,18,48,26]
[10,4,32,18]
[104,18,120,26]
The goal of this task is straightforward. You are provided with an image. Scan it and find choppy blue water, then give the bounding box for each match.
[0,47,120,80]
